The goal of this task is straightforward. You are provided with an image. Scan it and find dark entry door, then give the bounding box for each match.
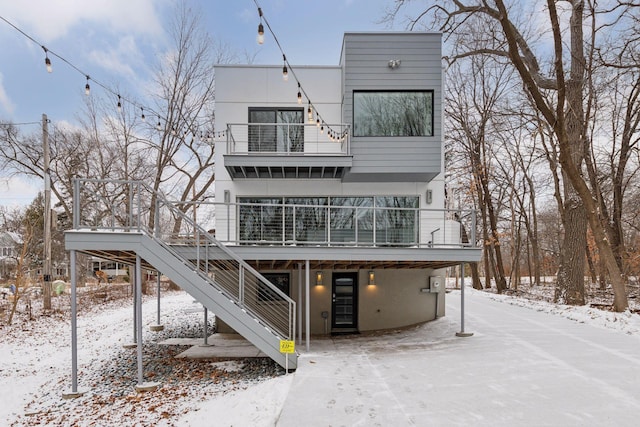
[332,272,358,331]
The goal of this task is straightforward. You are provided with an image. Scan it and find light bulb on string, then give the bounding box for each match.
[156,118,162,131]
[117,95,122,112]
[282,55,288,81]
[42,47,52,73]
[84,76,90,95]
[320,122,324,134]
[316,117,320,128]
[297,83,302,104]
[307,102,312,121]
[141,107,145,121]
[257,8,264,44]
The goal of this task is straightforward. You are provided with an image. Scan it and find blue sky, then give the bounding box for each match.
[0,0,411,124]
[0,0,420,206]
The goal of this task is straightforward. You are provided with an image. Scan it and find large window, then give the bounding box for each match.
[238,196,419,245]
[248,108,304,152]
[237,197,283,242]
[353,91,434,137]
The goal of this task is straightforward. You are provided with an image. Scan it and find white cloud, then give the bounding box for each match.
[0,176,40,207]
[88,35,143,80]
[2,0,167,43]
[0,73,16,115]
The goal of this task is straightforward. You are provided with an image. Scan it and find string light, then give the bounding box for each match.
[282,54,288,81]
[43,47,52,73]
[252,1,350,142]
[140,107,145,121]
[1,15,218,144]
[257,8,264,44]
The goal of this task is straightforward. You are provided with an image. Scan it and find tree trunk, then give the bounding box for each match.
[544,0,628,311]
[555,196,587,304]
[470,262,483,290]
[585,242,598,286]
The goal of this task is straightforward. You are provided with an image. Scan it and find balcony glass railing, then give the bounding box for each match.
[226,123,350,155]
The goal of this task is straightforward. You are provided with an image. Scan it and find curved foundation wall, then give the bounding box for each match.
[217,268,445,336]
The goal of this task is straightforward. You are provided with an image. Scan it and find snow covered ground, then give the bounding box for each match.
[2,286,640,426]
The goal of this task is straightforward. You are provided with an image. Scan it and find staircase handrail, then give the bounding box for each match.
[72,178,296,341]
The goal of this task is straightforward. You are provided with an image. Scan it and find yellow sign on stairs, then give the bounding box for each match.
[279,340,295,353]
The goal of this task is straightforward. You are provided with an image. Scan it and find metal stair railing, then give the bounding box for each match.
[152,194,296,341]
[72,178,296,342]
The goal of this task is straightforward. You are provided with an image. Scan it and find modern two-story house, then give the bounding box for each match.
[213,32,480,337]
[65,32,480,378]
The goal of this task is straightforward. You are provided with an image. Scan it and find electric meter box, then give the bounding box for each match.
[429,276,443,293]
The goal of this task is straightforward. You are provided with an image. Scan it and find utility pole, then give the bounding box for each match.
[43,113,52,310]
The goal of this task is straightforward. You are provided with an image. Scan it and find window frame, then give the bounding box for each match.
[352,90,434,137]
[248,107,305,152]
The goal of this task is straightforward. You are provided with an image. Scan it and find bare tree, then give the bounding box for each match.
[390,0,631,311]
[446,51,515,292]
[146,3,218,233]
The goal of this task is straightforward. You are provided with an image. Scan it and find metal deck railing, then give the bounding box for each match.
[186,201,478,249]
[226,122,350,155]
[71,178,296,341]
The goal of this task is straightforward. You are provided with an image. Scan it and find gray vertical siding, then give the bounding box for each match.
[341,33,442,182]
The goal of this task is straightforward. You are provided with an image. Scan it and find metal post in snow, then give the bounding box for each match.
[62,250,85,399]
[298,263,302,344]
[150,273,164,332]
[156,275,161,325]
[305,259,310,352]
[201,307,212,347]
[135,256,144,384]
[456,262,473,337]
[132,272,137,344]
[133,255,159,392]
[70,250,77,389]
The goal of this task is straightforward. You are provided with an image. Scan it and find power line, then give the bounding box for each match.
[0,14,220,140]
[251,0,349,141]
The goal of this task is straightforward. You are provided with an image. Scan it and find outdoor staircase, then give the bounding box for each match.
[65,179,297,370]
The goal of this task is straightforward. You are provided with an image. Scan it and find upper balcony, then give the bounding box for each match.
[223,123,353,179]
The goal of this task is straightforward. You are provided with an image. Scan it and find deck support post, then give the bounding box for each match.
[298,263,303,344]
[305,259,310,352]
[150,273,164,331]
[62,249,85,399]
[456,262,473,338]
[134,255,160,392]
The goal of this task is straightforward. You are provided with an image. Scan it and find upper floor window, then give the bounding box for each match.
[353,91,434,137]
[248,108,304,152]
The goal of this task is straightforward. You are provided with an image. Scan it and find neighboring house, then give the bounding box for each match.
[213,32,481,335]
[0,231,21,280]
[65,32,481,371]
[91,258,129,279]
